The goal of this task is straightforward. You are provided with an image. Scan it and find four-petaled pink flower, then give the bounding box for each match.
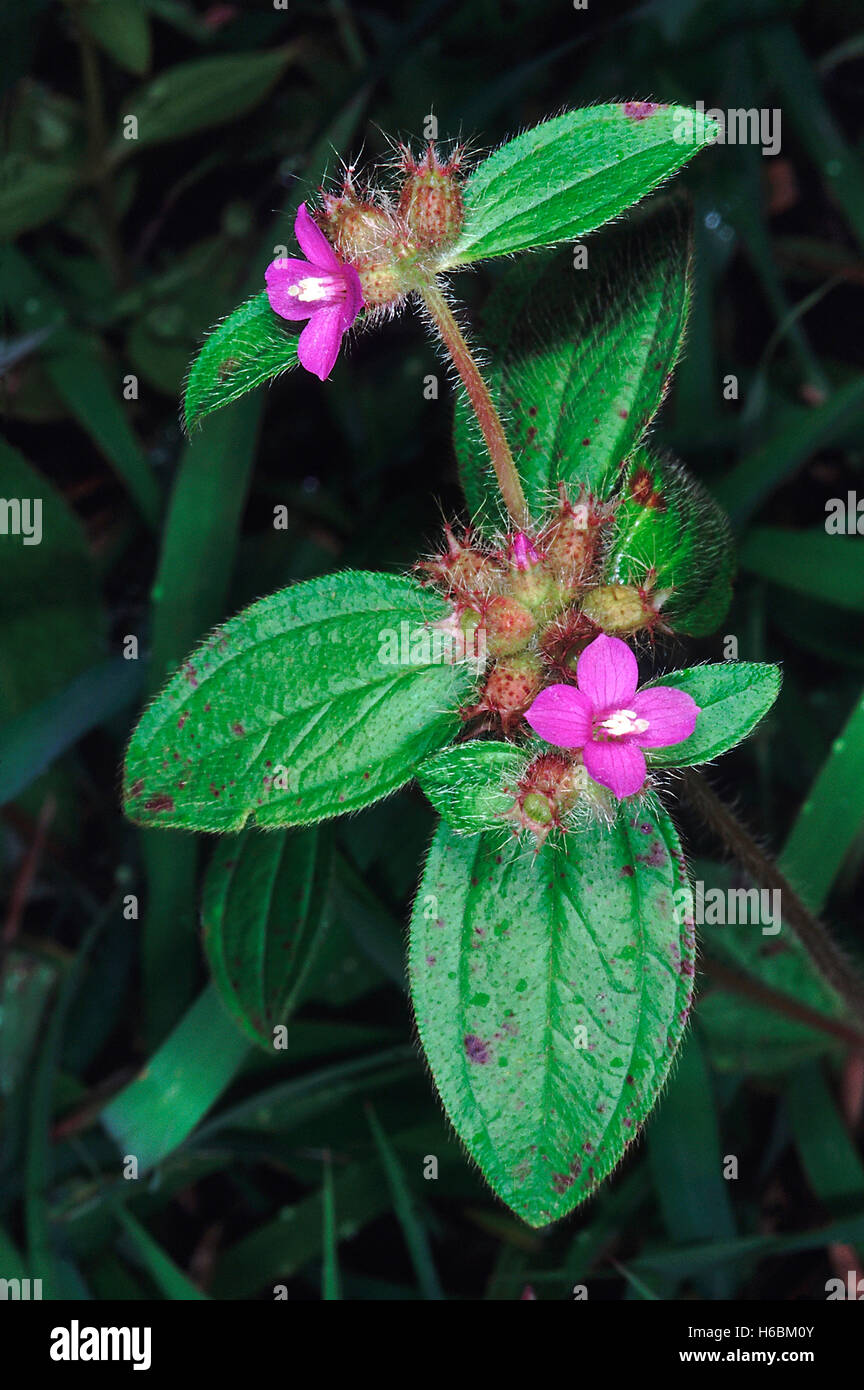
[525,633,700,799]
[265,203,363,381]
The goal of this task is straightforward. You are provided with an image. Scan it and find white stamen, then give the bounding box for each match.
[287,275,339,304]
[600,708,649,737]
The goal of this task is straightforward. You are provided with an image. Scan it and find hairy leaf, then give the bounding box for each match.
[183,292,300,432]
[409,808,694,1226]
[203,828,331,1049]
[417,741,529,833]
[124,572,477,832]
[454,205,692,528]
[602,448,735,636]
[446,104,717,266]
[643,662,781,768]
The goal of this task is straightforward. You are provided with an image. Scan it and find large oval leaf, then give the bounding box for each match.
[445,104,717,266]
[454,205,692,528]
[409,808,695,1226]
[202,827,331,1049]
[124,572,478,832]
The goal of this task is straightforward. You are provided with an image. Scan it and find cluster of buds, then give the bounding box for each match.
[420,485,655,729]
[417,486,674,841]
[316,144,465,314]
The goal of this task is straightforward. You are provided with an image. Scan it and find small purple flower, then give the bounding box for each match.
[524,633,700,799]
[265,203,363,381]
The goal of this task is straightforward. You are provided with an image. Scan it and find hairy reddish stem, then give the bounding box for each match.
[420,281,529,529]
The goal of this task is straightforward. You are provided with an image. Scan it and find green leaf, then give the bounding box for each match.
[183,291,300,432]
[202,828,331,1049]
[0,657,143,807]
[602,448,735,636]
[321,1155,341,1301]
[101,985,250,1173]
[192,1047,415,1143]
[210,1141,412,1298]
[114,1209,206,1300]
[786,1063,864,1209]
[0,156,79,239]
[713,379,864,528]
[0,250,162,526]
[46,330,163,527]
[631,1210,864,1280]
[367,1106,444,1300]
[759,23,864,253]
[642,662,781,769]
[739,528,864,612]
[454,205,693,527]
[0,439,104,718]
[409,808,694,1226]
[695,861,849,1074]
[646,1032,736,1299]
[124,572,477,832]
[112,49,296,155]
[417,741,528,833]
[80,0,152,76]
[0,950,58,1098]
[445,104,718,267]
[780,682,864,914]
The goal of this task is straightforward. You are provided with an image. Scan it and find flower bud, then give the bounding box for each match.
[472,652,544,731]
[419,526,503,596]
[397,144,464,250]
[579,583,660,636]
[541,486,614,582]
[320,183,397,260]
[482,595,536,657]
[539,607,598,678]
[504,753,589,845]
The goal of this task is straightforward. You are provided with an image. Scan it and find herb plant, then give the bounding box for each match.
[122,104,787,1226]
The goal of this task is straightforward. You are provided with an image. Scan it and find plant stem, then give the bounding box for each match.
[682,768,864,1025]
[701,956,864,1051]
[420,280,529,529]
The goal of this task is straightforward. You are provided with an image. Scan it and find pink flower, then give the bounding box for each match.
[524,633,700,799]
[265,203,363,381]
[508,531,541,570]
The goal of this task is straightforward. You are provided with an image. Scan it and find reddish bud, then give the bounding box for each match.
[482,595,536,657]
[319,182,421,308]
[320,182,397,260]
[541,485,615,582]
[418,526,503,596]
[539,608,599,679]
[397,143,464,250]
[469,652,544,732]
